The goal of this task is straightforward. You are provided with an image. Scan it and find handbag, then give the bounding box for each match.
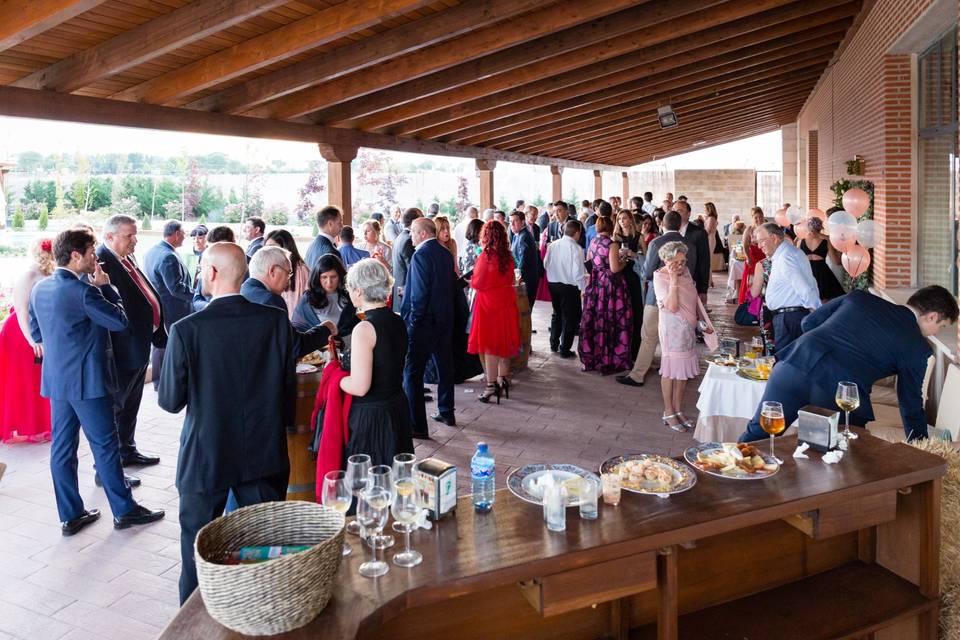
[734,302,760,326]
[696,297,720,353]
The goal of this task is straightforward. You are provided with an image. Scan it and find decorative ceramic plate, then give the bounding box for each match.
[599,454,697,496]
[295,363,318,374]
[684,442,780,480]
[706,355,739,367]
[735,366,768,382]
[507,464,599,507]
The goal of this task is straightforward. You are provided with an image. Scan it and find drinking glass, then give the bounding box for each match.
[357,487,390,578]
[750,336,764,358]
[543,483,567,532]
[759,401,786,464]
[719,338,738,362]
[601,473,621,506]
[321,470,353,557]
[579,477,599,520]
[756,356,774,380]
[836,381,860,441]
[391,488,422,567]
[345,454,370,535]
[392,453,416,488]
[367,465,395,549]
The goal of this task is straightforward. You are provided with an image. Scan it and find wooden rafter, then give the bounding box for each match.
[0,0,106,53]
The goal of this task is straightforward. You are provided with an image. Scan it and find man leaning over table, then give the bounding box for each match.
[739,285,958,444]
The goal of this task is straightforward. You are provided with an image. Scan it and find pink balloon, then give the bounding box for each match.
[808,208,827,222]
[841,244,871,277]
[830,234,857,253]
[842,188,870,218]
[774,208,789,227]
[794,219,810,240]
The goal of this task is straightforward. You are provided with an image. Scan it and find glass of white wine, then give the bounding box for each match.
[345,454,370,535]
[357,487,390,578]
[321,470,353,557]
[391,488,422,567]
[836,381,860,441]
[367,465,395,549]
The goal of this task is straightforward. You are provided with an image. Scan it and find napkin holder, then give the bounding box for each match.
[415,458,457,521]
[797,405,840,452]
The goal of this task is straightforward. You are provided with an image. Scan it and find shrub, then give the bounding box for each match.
[222,203,244,223]
[38,204,49,231]
[142,216,152,231]
[11,207,25,231]
[265,202,289,226]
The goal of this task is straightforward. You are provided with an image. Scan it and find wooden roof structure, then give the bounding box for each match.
[0,0,865,169]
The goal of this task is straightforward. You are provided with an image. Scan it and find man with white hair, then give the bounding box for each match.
[481,208,497,222]
[454,206,478,259]
[241,245,336,356]
[159,242,297,605]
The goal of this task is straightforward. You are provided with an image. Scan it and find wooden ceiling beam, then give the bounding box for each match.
[11,0,290,92]
[0,0,106,53]
[185,0,550,115]
[252,0,674,122]
[110,0,438,106]
[374,0,859,136]
[0,86,625,172]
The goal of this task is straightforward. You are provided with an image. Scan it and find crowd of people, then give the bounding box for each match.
[1,187,957,607]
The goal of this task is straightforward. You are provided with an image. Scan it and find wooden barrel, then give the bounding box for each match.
[510,285,532,374]
[287,369,322,502]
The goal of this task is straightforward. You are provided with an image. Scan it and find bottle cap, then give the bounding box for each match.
[477,442,488,453]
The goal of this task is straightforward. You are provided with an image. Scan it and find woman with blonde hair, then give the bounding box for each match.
[0,237,55,442]
[357,219,392,270]
[613,208,644,360]
[434,215,460,276]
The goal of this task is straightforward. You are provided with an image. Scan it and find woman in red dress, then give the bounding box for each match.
[737,207,768,305]
[0,237,55,443]
[467,221,520,404]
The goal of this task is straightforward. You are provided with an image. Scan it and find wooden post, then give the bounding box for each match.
[551,164,563,203]
[622,171,630,205]
[318,143,357,226]
[477,159,496,211]
[593,169,603,201]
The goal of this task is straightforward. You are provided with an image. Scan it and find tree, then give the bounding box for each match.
[181,159,203,220]
[355,149,386,212]
[222,203,244,223]
[455,176,470,217]
[497,196,509,212]
[22,180,56,210]
[52,171,66,218]
[295,161,326,223]
[242,164,264,217]
[37,203,48,231]
[15,151,44,173]
[11,206,24,231]
[532,193,545,207]
[376,164,407,213]
[162,201,183,219]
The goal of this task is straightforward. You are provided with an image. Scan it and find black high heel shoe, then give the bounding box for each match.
[498,377,511,400]
[478,381,502,404]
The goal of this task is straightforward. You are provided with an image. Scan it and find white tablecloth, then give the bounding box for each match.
[695,363,770,442]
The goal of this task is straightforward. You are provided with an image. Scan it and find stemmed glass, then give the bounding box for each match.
[759,401,785,464]
[836,381,860,441]
[367,465,395,549]
[357,487,390,578]
[391,487,423,567]
[345,454,370,535]
[321,470,353,557]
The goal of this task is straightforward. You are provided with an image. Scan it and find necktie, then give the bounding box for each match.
[122,257,162,330]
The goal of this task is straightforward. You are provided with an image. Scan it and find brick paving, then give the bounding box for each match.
[0,279,747,639]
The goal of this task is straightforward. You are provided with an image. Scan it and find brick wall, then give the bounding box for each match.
[674,169,756,223]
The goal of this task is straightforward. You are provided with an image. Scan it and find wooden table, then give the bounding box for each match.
[160,430,945,640]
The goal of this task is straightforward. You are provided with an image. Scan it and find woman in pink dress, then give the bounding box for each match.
[0,237,55,443]
[653,240,711,433]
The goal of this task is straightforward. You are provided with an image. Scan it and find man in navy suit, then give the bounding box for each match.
[29,228,165,536]
[159,242,296,604]
[740,286,959,443]
[97,214,166,472]
[143,220,194,388]
[391,208,422,312]
[510,210,540,311]
[304,205,344,271]
[402,218,456,435]
[242,215,265,260]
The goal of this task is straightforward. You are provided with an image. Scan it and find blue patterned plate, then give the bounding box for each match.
[599,454,697,496]
[507,464,599,506]
[684,442,780,480]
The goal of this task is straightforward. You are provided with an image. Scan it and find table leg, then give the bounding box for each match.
[657,547,677,640]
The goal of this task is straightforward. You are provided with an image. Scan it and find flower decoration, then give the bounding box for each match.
[40,239,53,253]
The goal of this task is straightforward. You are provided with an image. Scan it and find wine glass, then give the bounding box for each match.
[759,401,786,464]
[836,381,860,441]
[391,488,423,567]
[345,454,370,535]
[357,487,390,578]
[321,470,353,557]
[367,465,395,549]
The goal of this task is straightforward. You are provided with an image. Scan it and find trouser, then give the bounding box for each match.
[114,364,148,458]
[548,283,582,352]
[525,277,539,314]
[624,271,644,362]
[772,309,809,354]
[739,362,868,442]
[404,325,454,435]
[625,305,660,382]
[179,472,287,605]
[150,347,164,391]
[50,396,137,523]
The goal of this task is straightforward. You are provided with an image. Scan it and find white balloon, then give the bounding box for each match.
[785,206,803,225]
[856,219,877,249]
[826,210,858,233]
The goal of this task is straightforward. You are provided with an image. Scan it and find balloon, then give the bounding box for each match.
[808,208,827,222]
[794,218,810,240]
[774,208,789,227]
[785,206,803,225]
[842,188,870,218]
[841,244,871,277]
[856,219,877,249]
[827,210,858,252]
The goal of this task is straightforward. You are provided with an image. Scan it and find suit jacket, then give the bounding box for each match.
[29,269,128,400]
[245,236,264,259]
[779,289,932,436]
[158,295,296,493]
[290,291,360,338]
[240,277,330,356]
[641,231,700,305]
[143,240,194,326]
[401,238,455,333]
[339,243,370,267]
[682,224,711,294]
[96,245,167,370]
[391,229,415,311]
[537,211,550,232]
[527,222,541,245]
[511,227,540,290]
[304,234,342,272]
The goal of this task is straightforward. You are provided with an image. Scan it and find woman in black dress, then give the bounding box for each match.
[339,258,414,467]
[798,217,845,301]
[613,208,644,362]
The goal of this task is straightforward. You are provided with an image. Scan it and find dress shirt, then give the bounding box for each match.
[765,241,822,311]
[544,236,588,291]
[454,219,470,256]
[642,201,656,215]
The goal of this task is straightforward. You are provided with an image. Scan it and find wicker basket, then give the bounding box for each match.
[195,501,345,636]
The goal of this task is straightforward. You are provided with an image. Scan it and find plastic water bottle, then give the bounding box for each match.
[471,442,495,513]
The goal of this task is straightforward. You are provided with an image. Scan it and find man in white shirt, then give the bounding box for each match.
[454,205,478,259]
[755,222,821,353]
[641,192,656,215]
[543,220,587,358]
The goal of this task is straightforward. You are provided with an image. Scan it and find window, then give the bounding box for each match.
[807,130,818,209]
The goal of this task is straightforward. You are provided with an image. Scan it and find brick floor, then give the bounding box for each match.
[0,278,749,638]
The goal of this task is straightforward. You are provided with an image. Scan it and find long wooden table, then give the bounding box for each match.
[160,429,945,639]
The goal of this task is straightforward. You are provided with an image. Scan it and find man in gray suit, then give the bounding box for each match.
[391,207,422,311]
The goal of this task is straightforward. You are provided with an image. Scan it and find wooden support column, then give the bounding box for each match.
[551,165,563,203]
[593,169,603,200]
[318,143,357,226]
[622,171,630,205]
[477,159,496,212]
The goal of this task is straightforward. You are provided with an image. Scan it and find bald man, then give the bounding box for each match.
[402,218,457,434]
[158,242,297,605]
